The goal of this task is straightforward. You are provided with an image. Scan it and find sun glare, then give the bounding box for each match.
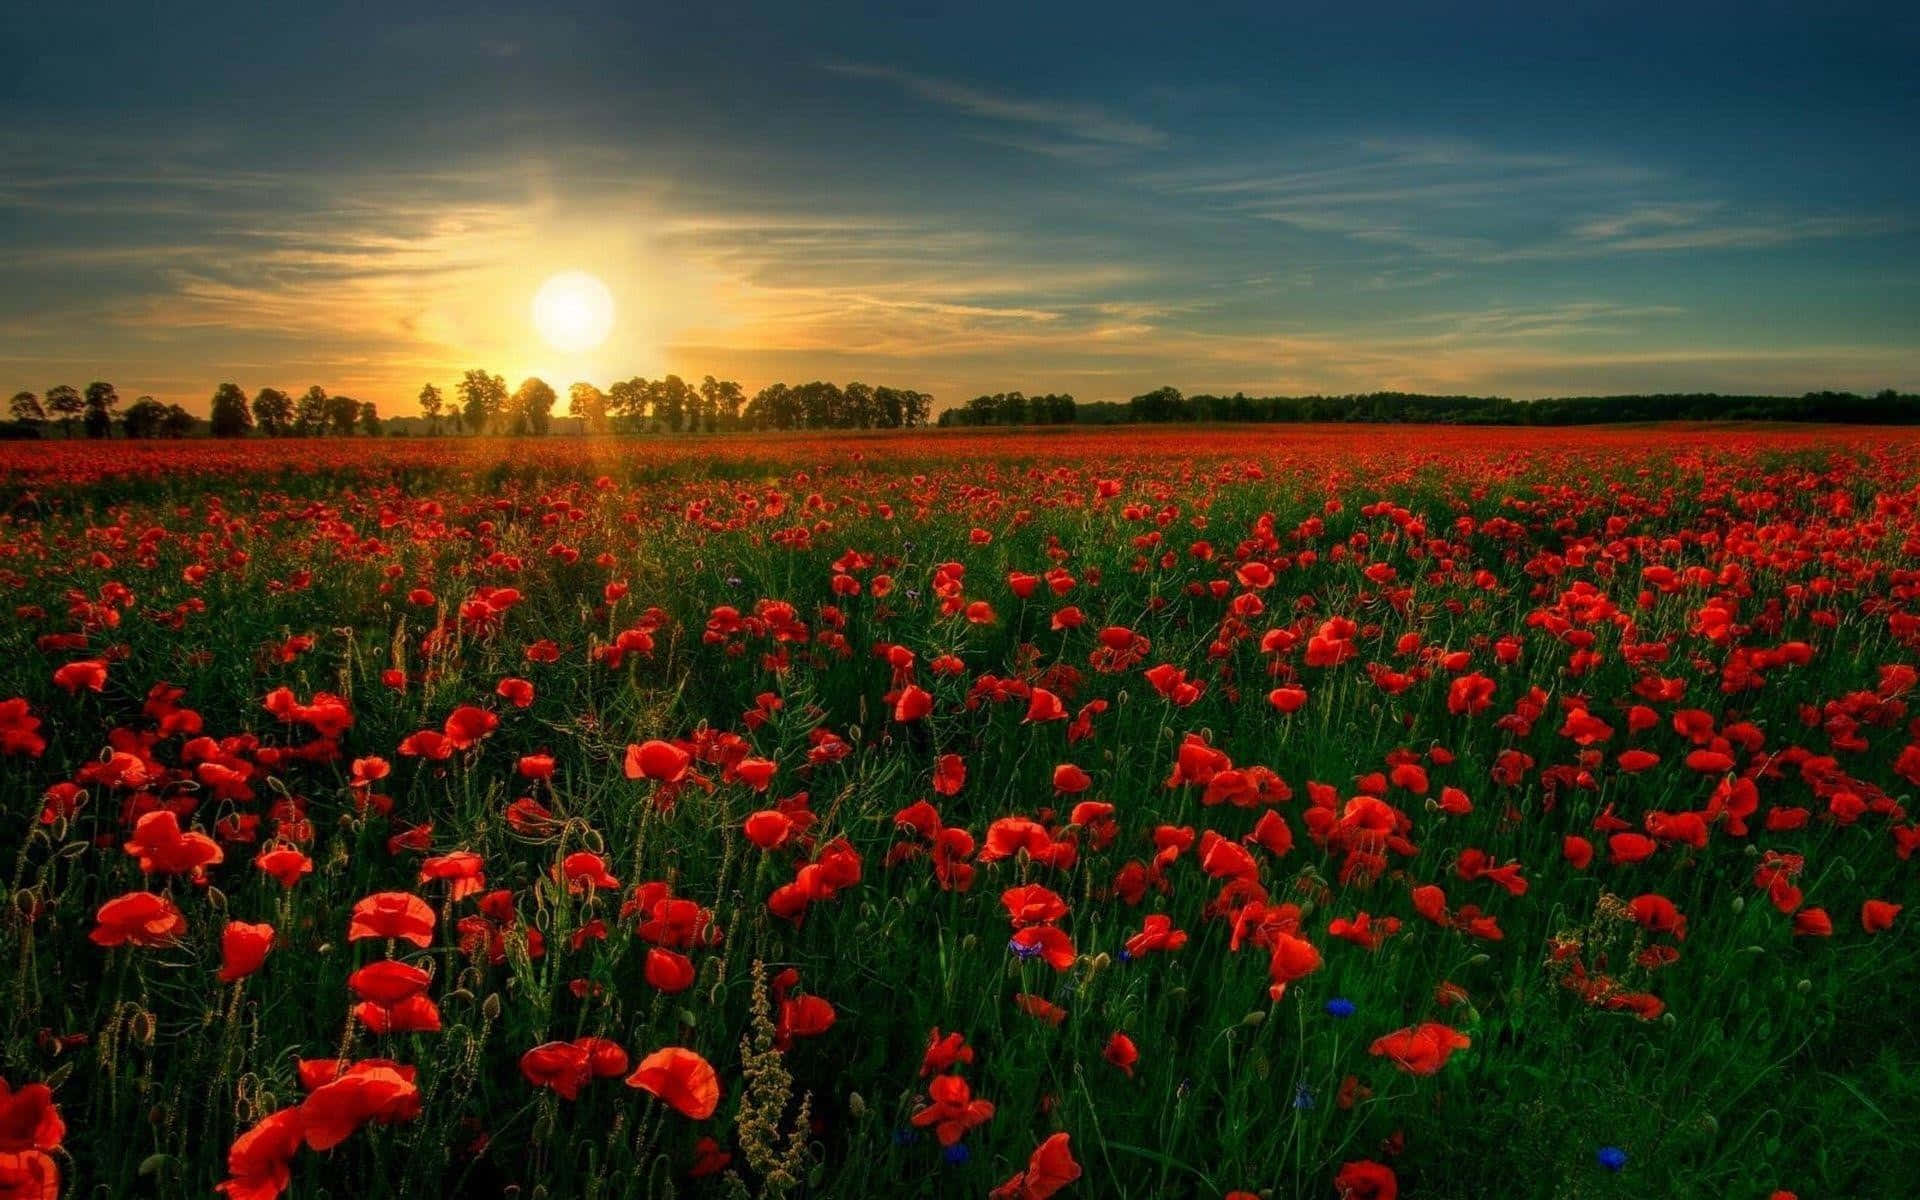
[532,271,615,354]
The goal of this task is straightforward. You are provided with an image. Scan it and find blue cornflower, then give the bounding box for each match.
[891,1128,921,1147]
[1597,1146,1628,1172]
[1324,997,1357,1019]
[1292,1081,1316,1109]
[943,1143,971,1166]
[1008,937,1043,960]
[1117,947,1135,963]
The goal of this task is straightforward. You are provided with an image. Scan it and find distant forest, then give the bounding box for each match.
[939,387,1920,427]
[6,376,1917,439]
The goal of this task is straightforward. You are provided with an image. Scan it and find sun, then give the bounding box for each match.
[532,270,615,353]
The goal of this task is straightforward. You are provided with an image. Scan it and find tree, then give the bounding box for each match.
[44,385,82,437]
[161,404,196,438]
[745,382,796,430]
[695,376,718,432]
[209,382,252,437]
[510,377,557,435]
[843,381,876,428]
[417,383,444,433]
[325,393,359,436]
[120,396,167,439]
[83,381,119,439]
[252,387,293,436]
[653,374,694,433]
[9,391,45,426]
[904,390,933,427]
[295,386,328,436]
[357,400,381,436]
[791,380,843,429]
[569,382,609,434]
[701,376,744,429]
[1129,386,1187,423]
[608,377,649,428]
[458,369,507,434]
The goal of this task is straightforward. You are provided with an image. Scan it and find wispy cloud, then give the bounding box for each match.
[823,62,1168,150]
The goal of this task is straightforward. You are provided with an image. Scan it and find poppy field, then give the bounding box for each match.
[2,424,1917,1200]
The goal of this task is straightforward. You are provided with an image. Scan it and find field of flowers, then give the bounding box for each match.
[1,425,1916,1200]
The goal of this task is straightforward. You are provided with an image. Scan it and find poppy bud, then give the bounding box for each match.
[1795,979,1811,994]
[1730,896,1745,914]
[1241,1011,1266,1027]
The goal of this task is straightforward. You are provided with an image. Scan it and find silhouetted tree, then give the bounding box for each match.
[418,383,444,433]
[608,377,648,428]
[325,392,358,436]
[209,382,251,437]
[653,375,694,432]
[357,400,380,436]
[83,381,119,438]
[1129,386,1186,422]
[700,375,742,431]
[161,403,195,437]
[511,377,557,435]
[458,369,507,433]
[252,387,293,436]
[120,396,166,439]
[10,391,45,427]
[44,385,82,437]
[570,382,609,434]
[293,386,328,435]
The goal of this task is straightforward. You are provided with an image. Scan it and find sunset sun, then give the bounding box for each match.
[531,270,615,354]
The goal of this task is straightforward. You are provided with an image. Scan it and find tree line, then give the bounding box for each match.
[7,382,200,440]
[952,386,1920,426]
[414,373,935,435]
[4,382,380,439]
[10,376,1916,438]
[936,392,1080,426]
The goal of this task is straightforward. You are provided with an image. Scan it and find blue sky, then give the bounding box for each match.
[3,1,1915,412]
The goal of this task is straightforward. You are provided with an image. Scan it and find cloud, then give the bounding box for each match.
[823,62,1168,149]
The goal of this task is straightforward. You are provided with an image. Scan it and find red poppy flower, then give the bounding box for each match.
[215,1107,304,1200]
[625,1048,721,1119]
[743,810,794,850]
[90,891,187,948]
[51,659,107,694]
[557,851,620,894]
[1369,1022,1471,1075]
[910,1073,996,1146]
[218,921,275,983]
[625,739,691,782]
[346,892,436,947]
[644,948,697,993]
[921,1028,975,1076]
[1862,899,1901,932]
[419,851,486,900]
[298,1062,422,1150]
[0,1079,63,1153]
[123,810,223,878]
[990,1132,1080,1200]
[1334,1159,1398,1200]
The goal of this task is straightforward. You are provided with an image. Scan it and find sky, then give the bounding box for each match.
[3,1,1917,416]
